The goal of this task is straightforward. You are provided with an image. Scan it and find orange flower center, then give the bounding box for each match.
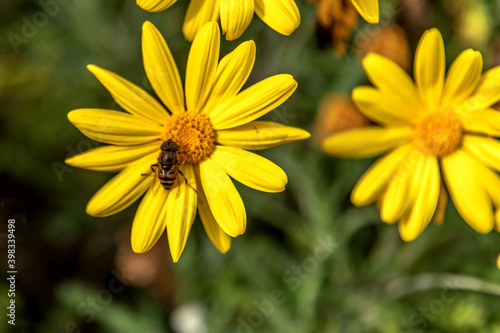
[412,111,463,157]
[162,111,215,164]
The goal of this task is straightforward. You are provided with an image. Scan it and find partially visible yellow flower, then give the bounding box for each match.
[66,21,309,261]
[137,0,301,41]
[323,28,500,241]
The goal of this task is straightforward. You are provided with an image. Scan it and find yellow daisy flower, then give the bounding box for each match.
[137,0,301,41]
[322,28,500,241]
[66,21,309,261]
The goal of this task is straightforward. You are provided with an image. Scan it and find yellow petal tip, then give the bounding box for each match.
[131,235,155,254]
[221,223,246,238]
[85,204,100,218]
[142,21,154,30]
[299,130,311,140]
[217,242,231,254]
[362,52,388,69]
[226,230,243,238]
[131,244,148,254]
[200,21,220,35]
[422,28,444,45]
[350,191,366,207]
[399,229,419,242]
[360,12,379,24]
[471,223,494,234]
[169,244,185,263]
[137,0,177,12]
[380,212,396,225]
[64,156,76,166]
[87,64,98,73]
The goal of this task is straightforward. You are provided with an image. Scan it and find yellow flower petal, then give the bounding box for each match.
[441,49,483,110]
[216,121,310,150]
[196,168,231,253]
[362,53,424,113]
[497,253,500,270]
[220,0,254,41]
[351,0,379,23]
[137,0,177,12]
[211,145,287,193]
[352,86,415,126]
[351,144,414,206]
[210,74,297,130]
[414,28,445,109]
[322,126,411,158]
[463,109,500,137]
[131,178,169,253]
[183,0,219,42]
[254,0,300,36]
[398,155,440,242]
[87,65,168,124]
[86,153,157,217]
[186,21,220,113]
[165,165,197,262]
[457,66,500,116]
[68,109,162,145]
[65,142,159,172]
[462,135,500,173]
[142,21,185,114]
[495,210,500,233]
[441,149,494,233]
[198,157,246,237]
[203,40,256,114]
[380,150,422,223]
[478,164,500,208]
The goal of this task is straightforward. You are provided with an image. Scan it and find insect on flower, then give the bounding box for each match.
[65,21,310,262]
[142,139,197,193]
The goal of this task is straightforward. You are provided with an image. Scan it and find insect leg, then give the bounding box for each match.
[178,170,197,193]
[141,164,157,176]
[175,177,181,198]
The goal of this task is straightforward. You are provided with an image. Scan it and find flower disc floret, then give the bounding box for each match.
[412,111,464,157]
[162,111,215,164]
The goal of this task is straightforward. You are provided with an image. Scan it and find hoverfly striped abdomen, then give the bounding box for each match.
[155,139,179,190]
[142,139,197,194]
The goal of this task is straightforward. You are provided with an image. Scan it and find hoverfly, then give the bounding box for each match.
[142,139,196,193]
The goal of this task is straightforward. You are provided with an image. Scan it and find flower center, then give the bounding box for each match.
[161,111,215,164]
[412,111,463,157]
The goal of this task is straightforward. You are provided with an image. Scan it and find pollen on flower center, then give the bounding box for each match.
[412,111,464,157]
[162,111,216,164]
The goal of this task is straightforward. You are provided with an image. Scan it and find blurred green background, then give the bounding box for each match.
[1,0,500,332]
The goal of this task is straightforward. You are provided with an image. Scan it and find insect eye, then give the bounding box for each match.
[162,165,168,169]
